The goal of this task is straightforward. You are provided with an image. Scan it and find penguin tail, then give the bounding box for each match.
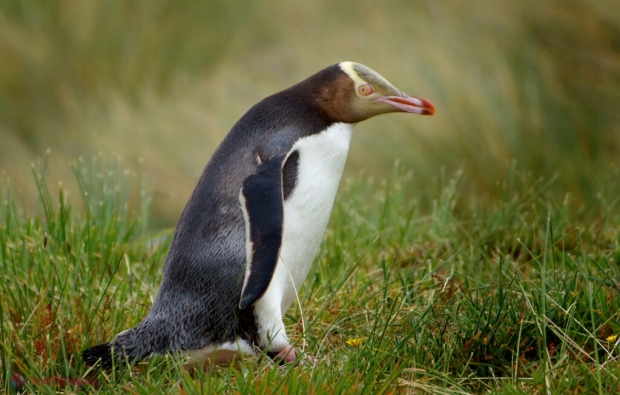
[82,342,134,369]
[82,342,114,368]
[82,327,150,369]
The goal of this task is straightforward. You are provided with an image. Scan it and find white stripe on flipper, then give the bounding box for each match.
[238,190,253,306]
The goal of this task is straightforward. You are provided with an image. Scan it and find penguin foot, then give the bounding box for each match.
[268,345,297,364]
[191,350,242,372]
[185,340,255,370]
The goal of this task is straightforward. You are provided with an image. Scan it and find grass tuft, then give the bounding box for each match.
[1,157,620,393]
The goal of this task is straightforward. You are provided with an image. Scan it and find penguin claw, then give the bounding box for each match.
[302,353,318,364]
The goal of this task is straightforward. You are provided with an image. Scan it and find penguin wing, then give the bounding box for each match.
[238,154,287,309]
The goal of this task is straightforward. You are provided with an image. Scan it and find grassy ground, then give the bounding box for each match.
[1,157,619,394]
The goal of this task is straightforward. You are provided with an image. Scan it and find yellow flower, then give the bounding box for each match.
[346,338,365,347]
[606,334,617,342]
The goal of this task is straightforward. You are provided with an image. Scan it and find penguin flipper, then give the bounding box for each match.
[238,155,286,309]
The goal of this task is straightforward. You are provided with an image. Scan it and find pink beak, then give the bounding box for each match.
[377,95,436,116]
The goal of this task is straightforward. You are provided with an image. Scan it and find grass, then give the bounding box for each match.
[1,156,619,394]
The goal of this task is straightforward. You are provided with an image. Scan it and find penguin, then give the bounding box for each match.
[82,61,435,369]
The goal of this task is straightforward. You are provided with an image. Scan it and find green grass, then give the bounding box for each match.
[1,157,619,394]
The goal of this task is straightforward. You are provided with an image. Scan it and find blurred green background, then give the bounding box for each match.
[1,0,619,227]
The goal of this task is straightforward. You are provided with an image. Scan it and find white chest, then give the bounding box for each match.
[275,123,353,312]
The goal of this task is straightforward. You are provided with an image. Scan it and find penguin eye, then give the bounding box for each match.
[357,84,374,97]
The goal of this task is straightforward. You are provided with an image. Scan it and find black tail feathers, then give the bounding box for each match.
[82,342,133,369]
[82,342,114,368]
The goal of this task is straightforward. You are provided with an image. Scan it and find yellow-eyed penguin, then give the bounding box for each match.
[82,62,435,368]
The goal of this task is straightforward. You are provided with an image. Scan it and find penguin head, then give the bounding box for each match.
[335,61,435,123]
[291,62,435,124]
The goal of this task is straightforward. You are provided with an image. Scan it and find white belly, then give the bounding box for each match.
[275,123,353,313]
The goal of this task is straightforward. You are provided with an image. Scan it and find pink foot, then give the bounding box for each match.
[273,345,297,363]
